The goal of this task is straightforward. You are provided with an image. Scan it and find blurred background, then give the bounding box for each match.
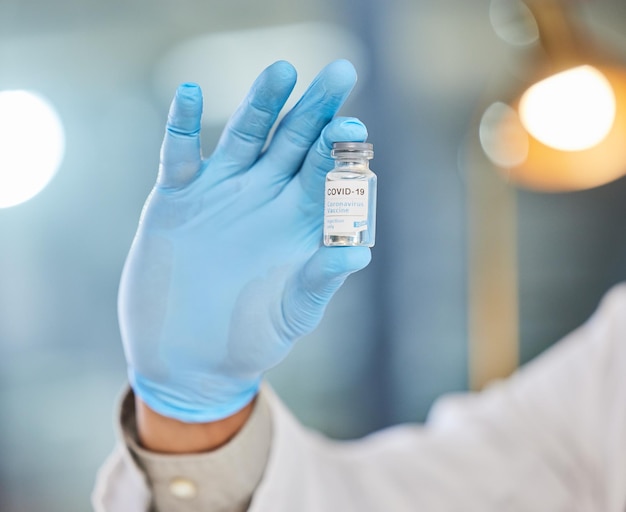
[2,0,626,509]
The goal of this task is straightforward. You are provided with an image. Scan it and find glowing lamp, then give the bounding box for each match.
[519,65,616,152]
[480,0,626,192]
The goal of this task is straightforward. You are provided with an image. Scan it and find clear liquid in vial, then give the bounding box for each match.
[324,169,377,247]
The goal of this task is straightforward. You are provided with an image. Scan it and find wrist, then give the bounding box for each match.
[135,395,256,454]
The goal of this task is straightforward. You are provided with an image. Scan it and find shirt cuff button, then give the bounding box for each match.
[169,477,198,500]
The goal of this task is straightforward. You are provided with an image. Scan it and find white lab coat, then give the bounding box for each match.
[94,284,626,511]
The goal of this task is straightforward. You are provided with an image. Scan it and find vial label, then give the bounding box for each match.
[324,182,369,234]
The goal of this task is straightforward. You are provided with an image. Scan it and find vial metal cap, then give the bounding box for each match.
[331,142,374,159]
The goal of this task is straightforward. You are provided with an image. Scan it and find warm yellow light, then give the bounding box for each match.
[519,65,616,152]
[0,90,65,208]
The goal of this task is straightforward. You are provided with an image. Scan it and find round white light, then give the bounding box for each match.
[0,90,65,208]
[519,65,616,151]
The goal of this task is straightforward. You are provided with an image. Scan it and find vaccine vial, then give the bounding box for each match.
[324,142,377,247]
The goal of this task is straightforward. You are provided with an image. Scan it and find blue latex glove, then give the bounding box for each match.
[119,60,372,422]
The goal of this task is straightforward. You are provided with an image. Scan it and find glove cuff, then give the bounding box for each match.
[129,371,261,423]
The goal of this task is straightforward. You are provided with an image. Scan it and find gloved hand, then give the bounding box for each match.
[119,60,372,422]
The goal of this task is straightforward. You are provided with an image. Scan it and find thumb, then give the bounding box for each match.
[157,83,203,190]
[281,246,371,340]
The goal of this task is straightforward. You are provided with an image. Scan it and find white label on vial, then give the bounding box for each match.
[324,182,369,234]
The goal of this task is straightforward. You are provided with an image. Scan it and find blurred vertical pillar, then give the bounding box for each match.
[466,138,519,390]
[341,0,469,424]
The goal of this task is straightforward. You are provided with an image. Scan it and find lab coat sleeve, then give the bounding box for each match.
[248,283,626,511]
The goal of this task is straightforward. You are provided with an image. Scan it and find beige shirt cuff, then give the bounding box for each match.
[119,388,272,512]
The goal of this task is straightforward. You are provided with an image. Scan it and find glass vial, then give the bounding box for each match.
[324,142,377,247]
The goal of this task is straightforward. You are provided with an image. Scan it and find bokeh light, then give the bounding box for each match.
[519,66,616,152]
[480,101,529,168]
[0,90,65,208]
[489,0,539,47]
